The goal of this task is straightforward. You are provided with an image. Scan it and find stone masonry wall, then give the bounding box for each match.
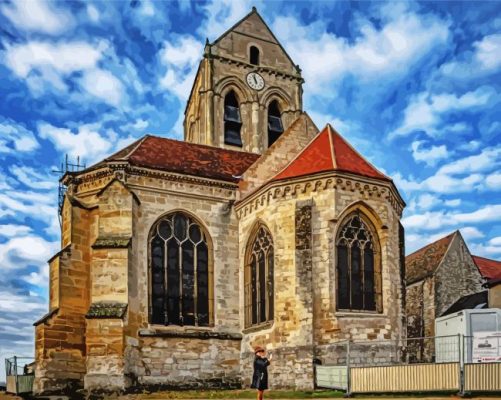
[434,233,484,318]
[185,11,303,154]
[34,203,94,394]
[312,184,404,366]
[122,172,243,387]
[238,113,318,198]
[238,175,404,387]
[84,180,136,391]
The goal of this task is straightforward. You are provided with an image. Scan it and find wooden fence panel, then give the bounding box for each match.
[350,363,460,393]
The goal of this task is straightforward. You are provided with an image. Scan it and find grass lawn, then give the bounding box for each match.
[118,389,344,399]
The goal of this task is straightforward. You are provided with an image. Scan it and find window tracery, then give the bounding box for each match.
[245,225,274,327]
[336,213,381,312]
[150,212,211,326]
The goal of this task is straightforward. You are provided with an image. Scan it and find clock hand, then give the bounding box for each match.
[253,75,258,85]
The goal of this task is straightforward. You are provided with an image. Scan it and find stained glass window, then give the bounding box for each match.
[245,225,274,327]
[336,214,381,312]
[149,212,211,326]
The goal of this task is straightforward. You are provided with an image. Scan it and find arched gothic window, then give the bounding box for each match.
[245,225,274,327]
[250,46,260,65]
[336,213,382,312]
[149,212,211,326]
[267,100,283,147]
[224,90,243,147]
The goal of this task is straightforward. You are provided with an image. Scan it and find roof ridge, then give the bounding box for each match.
[473,254,500,261]
[432,230,459,277]
[105,135,150,162]
[327,124,337,169]
[328,124,391,181]
[145,134,259,157]
[270,124,327,181]
[406,231,456,258]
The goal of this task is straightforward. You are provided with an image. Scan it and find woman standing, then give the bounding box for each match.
[251,346,272,400]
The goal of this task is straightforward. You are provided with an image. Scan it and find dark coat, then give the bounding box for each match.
[251,357,270,390]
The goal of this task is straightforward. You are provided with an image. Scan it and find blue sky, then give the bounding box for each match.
[0,0,500,378]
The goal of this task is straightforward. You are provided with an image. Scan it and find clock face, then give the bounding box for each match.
[246,72,265,90]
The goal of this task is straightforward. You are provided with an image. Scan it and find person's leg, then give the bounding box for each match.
[257,390,264,400]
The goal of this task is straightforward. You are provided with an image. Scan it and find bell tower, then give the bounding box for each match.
[184,7,303,154]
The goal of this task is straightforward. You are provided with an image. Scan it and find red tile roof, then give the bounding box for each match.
[473,255,501,280]
[272,124,390,182]
[100,135,260,183]
[405,232,456,284]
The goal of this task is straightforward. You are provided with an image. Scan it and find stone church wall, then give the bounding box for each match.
[34,200,95,394]
[122,173,243,388]
[311,183,404,366]
[237,176,404,388]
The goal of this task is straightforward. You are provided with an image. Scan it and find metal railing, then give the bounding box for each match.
[315,334,501,395]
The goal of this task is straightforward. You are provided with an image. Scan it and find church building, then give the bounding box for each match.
[33,8,406,394]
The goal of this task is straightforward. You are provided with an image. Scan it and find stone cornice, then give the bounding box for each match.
[69,163,240,196]
[138,328,242,341]
[211,54,303,82]
[236,172,405,219]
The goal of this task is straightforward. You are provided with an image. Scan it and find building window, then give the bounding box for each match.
[250,46,260,65]
[224,90,243,146]
[336,213,381,312]
[245,225,274,327]
[149,212,211,326]
[267,100,283,147]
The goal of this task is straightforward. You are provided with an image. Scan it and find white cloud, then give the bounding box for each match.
[3,40,126,106]
[160,35,204,101]
[10,165,57,190]
[199,0,255,39]
[402,204,501,230]
[4,41,103,78]
[444,199,461,207]
[80,68,124,107]
[0,235,58,271]
[389,87,494,139]
[394,145,501,195]
[38,122,113,165]
[411,140,450,166]
[437,146,501,175]
[87,4,100,22]
[440,33,501,79]
[486,172,501,189]
[470,240,501,257]
[488,237,501,246]
[458,140,481,152]
[0,189,57,236]
[0,118,39,153]
[407,193,441,212]
[0,0,74,35]
[273,5,450,94]
[0,224,32,237]
[0,291,47,313]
